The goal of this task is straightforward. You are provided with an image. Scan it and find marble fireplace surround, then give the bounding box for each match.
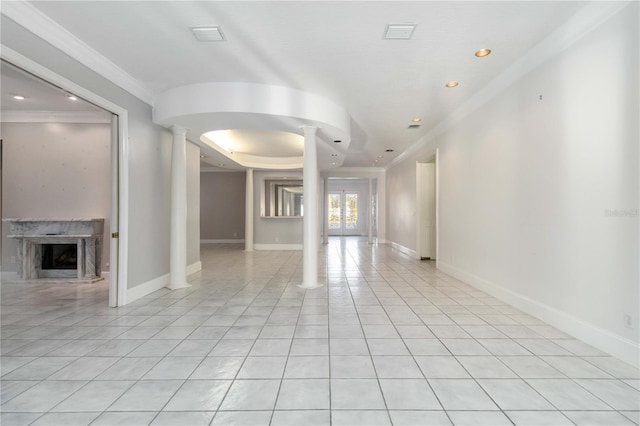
[4,218,104,282]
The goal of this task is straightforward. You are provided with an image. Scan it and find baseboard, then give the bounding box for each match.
[126,273,168,304]
[437,261,640,368]
[390,241,417,259]
[254,244,303,251]
[101,271,110,279]
[187,261,202,276]
[201,239,245,244]
[125,261,201,305]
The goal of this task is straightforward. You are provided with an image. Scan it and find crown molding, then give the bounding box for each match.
[1,110,111,123]
[1,1,155,105]
[386,0,632,171]
[329,167,385,173]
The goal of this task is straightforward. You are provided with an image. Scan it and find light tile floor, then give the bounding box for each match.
[1,238,639,425]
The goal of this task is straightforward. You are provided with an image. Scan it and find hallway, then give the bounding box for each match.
[1,239,638,425]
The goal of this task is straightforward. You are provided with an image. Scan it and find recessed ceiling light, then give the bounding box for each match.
[200,154,206,158]
[67,94,77,101]
[13,95,25,100]
[445,81,459,88]
[475,48,492,57]
[331,162,337,166]
[374,159,379,163]
[408,124,421,129]
[191,26,225,41]
[411,118,422,123]
[333,140,342,143]
[384,24,416,40]
[331,153,338,157]
[385,149,394,152]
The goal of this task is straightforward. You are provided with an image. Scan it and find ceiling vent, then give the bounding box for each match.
[191,26,225,41]
[408,124,421,129]
[384,24,416,40]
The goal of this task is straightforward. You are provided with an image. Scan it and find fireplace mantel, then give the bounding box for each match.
[3,218,104,282]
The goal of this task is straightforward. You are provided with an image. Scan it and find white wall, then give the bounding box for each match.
[0,16,182,297]
[1,122,111,273]
[385,3,639,365]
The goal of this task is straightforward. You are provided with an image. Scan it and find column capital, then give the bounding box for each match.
[170,125,189,136]
[300,125,318,135]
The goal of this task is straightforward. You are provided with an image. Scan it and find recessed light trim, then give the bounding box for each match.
[475,48,492,57]
[384,24,416,40]
[191,26,225,41]
[411,118,422,123]
[67,94,77,101]
[13,95,25,100]
[445,81,459,88]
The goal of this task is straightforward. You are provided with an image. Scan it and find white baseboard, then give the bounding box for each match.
[254,244,303,251]
[201,239,245,244]
[187,261,202,276]
[126,273,168,304]
[438,261,640,368]
[390,241,417,259]
[125,261,201,305]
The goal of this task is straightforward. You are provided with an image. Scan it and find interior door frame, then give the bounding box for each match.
[2,46,130,306]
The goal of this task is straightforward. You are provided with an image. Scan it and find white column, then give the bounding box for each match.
[169,126,189,289]
[368,178,373,244]
[323,177,329,244]
[245,168,254,252]
[300,125,322,289]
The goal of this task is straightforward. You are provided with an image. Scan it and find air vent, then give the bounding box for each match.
[384,24,416,40]
[408,124,421,129]
[191,26,225,41]
[385,149,394,152]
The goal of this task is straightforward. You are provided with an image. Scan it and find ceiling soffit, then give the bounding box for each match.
[153,82,351,170]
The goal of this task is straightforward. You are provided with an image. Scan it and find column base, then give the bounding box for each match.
[167,282,191,290]
[297,283,324,290]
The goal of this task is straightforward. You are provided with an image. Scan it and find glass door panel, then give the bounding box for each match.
[328,192,360,235]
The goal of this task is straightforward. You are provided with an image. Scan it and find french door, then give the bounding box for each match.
[328,192,360,236]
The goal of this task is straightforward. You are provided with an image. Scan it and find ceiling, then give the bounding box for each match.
[0,61,106,114]
[7,1,588,169]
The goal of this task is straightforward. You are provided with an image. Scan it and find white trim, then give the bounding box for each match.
[438,261,640,368]
[126,261,201,305]
[126,273,168,304]
[201,239,245,244]
[187,261,202,276]
[330,167,386,173]
[390,241,417,259]
[254,243,302,251]
[386,1,632,171]
[1,111,112,124]
[1,46,130,308]
[1,1,154,105]
[200,167,244,173]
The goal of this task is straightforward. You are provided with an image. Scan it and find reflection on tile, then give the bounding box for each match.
[2,241,638,426]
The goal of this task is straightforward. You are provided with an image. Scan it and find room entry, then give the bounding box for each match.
[328,191,360,236]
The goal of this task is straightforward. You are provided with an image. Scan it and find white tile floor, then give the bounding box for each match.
[1,238,638,425]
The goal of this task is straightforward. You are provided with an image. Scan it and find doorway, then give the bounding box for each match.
[328,191,361,236]
[0,50,128,306]
[416,161,437,260]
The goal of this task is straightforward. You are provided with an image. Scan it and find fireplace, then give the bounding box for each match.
[3,218,104,282]
[42,244,78,270]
